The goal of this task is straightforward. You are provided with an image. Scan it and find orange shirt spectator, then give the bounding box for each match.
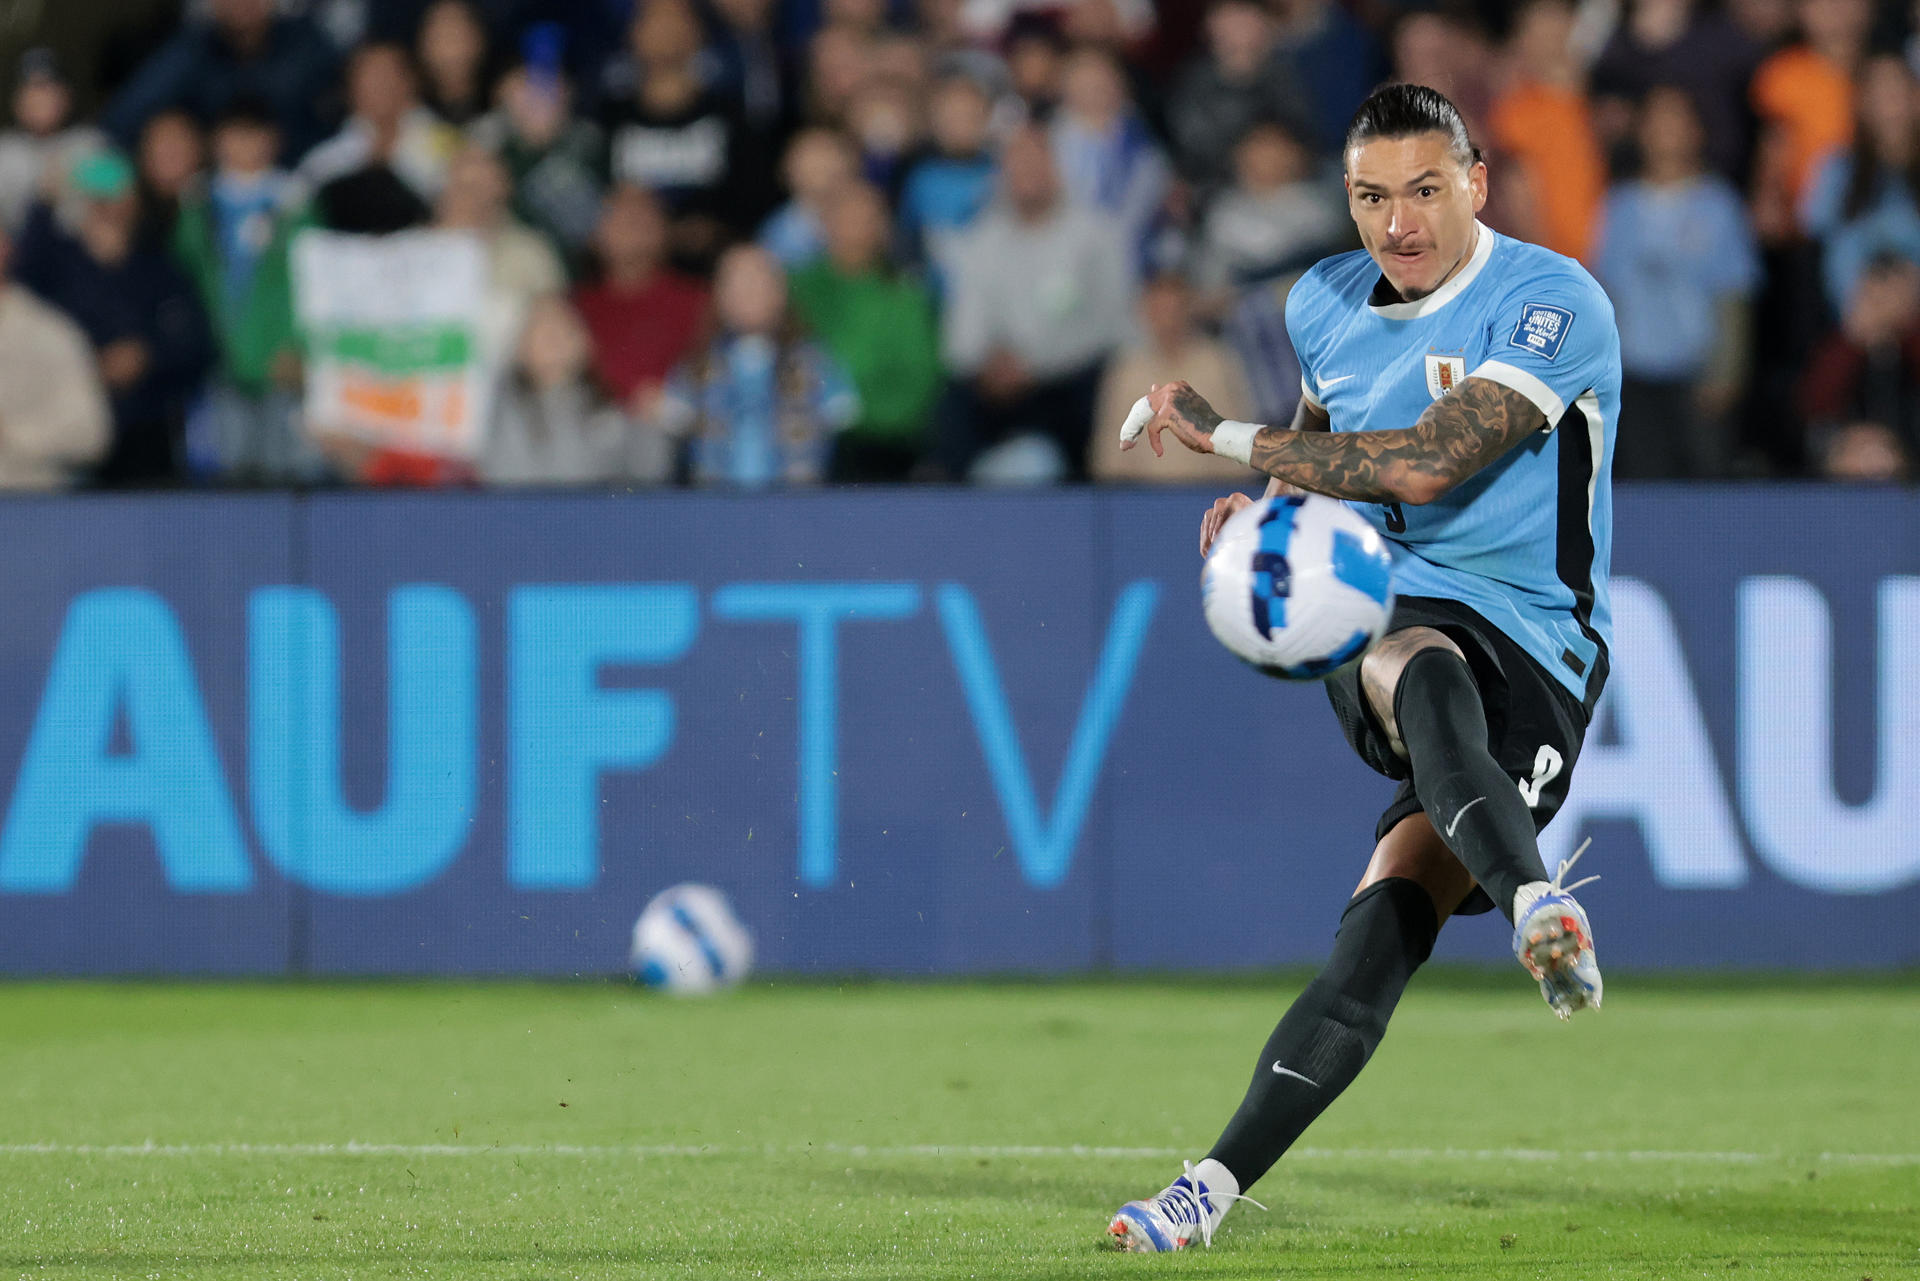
[1489,81,1606,262]
[1750,44,1854,208]
[1487,0,1606,263]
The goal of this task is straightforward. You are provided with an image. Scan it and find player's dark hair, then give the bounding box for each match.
[1343,84,1483,170]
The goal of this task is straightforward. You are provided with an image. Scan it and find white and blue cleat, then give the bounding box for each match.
[1106,1161,1263,1252]
[1512,839,1602,1020]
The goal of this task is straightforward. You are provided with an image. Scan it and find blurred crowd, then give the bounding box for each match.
[0,0,1916,489]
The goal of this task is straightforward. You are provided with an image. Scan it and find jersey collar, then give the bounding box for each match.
[1366,221,1494,320]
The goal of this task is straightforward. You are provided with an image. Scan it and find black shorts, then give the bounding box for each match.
[1323,596,1599,915]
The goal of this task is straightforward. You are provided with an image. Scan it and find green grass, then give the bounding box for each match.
[2,975,1917,1279]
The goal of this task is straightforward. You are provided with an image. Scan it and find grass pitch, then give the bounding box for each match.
[1,975,1916,1280]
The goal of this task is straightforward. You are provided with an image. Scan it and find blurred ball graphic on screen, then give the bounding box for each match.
[630,884,754,995]
[1202,494,1396,680]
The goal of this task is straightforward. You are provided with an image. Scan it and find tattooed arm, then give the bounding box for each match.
[1261,394,1329,499]
[1135,377,1546,505]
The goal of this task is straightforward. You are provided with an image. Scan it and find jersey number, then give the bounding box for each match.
[1382,503,1406,533]
[1517,746,1564,809]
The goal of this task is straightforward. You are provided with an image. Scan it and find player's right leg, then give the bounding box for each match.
[1362,628,1600,1017]
[1107,816,1472,1252]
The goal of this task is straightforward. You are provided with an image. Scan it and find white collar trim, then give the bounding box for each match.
[1366,221,1494,320]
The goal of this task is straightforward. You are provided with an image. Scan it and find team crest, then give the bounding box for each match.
[1425,354,1467,400]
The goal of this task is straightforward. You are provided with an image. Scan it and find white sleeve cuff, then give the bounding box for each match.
[1470,359,1564,428]
[1298,373,1323,409]
[1211,420,1260,465]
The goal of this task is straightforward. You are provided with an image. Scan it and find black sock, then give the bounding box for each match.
[1394,648,1549,922]
[1205,878,1438,1190]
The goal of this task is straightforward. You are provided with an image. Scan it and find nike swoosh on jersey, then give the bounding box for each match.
[1318,374,1356,387]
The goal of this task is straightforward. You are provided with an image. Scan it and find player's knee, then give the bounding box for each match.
[1359,815,1477,919]
[1361,629,1467,753]
[1388,646,1481,758]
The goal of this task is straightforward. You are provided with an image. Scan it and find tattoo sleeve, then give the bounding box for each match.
[1241,377,1546,504]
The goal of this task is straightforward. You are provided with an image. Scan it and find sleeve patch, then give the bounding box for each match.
[1508,302,1574,362]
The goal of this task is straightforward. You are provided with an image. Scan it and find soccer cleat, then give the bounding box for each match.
[1512,838,1602,1020]
[1106,1160,1265,1252]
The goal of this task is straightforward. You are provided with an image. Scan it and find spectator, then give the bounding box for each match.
[299,41,461,224]
[1269,0,1387,155]
[898,71,999,276]
[655,244,858,487]
[15,150,214,485]
[918,0,971,52]
[1091,271,1255,483]
[1589,0,1764,183]
[417,0,492,127]
[760,126,861,268]
[1488,0,1606,263]
[958,0,1155,46]
[572,185,710,417]
[1049,44,1169,277]
[806,24,875,126]
[847,73,925,194]
[1004,20,1066,121]
[469,64,607,271]
[1800,254,1920,482]
[0,224,112,488]
[788,182,944,480]
[1223,273,1305,427]
[1165,1,1313,197]
[433,144,566,318]
[1801,55,1920,318]
[823,0,891,37]
[1389,9,1496,133]
[1727,0,1794,47]
[1061,0,1153,55]
[1595,86,1760,478]
[601,0,777,269]
[171,100,319,485]
[480,294,671,485]
[1822,420,1910,480]
[0,50,106,232]
[135,109,205,247]
[103,0,339,162]
[938,125,1134,481]
[869,33,934,101]
[1749,0,1870,243]
[484,2,629,93]
[1192,119,1345,305]
[707,0,797,134]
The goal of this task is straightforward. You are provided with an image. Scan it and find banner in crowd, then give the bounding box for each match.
[0,488,1912,976]
[291,230,493,458]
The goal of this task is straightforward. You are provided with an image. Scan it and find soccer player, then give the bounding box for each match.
[1105,83,1618,1253]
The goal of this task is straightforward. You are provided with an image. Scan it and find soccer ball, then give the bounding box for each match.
[1202,494,1395,679]
[630,883,754,995]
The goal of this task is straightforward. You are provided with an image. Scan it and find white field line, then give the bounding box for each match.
[0,1141,1915,1166]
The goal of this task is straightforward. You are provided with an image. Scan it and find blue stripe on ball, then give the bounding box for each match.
[670,902,730,980]
[637,957,672,989]
[1331,528,1393,605]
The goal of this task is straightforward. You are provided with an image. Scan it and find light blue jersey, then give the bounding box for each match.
[1285,223,1619,705]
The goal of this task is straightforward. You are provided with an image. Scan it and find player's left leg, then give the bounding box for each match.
[1364,628,1602,1017]
[1107,816,1472,1252]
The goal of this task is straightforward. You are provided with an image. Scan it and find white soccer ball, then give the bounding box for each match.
[1202,494,1396,680]
[630,883,754,995]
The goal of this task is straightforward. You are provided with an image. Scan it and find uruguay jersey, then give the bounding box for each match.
[1285,222,1619,706]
